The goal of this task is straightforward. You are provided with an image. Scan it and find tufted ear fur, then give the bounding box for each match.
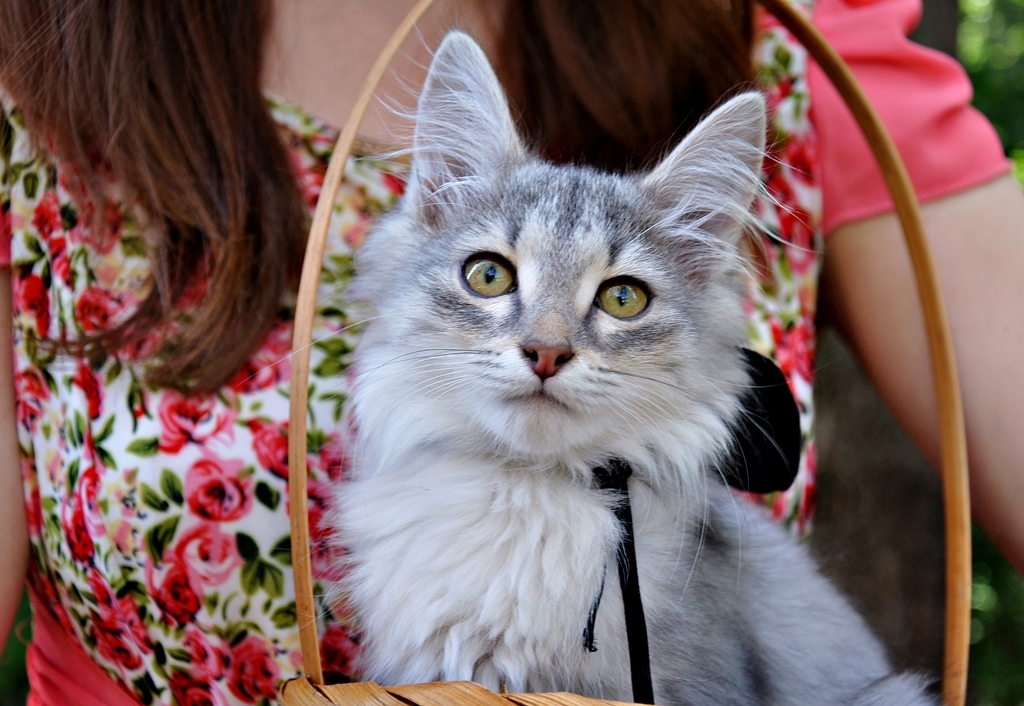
[409,31,526,224]
[642,92,766,247]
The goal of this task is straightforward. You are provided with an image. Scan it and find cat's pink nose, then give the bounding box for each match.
[522,342,574,380]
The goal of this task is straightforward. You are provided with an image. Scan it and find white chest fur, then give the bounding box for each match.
[334,451,631,692]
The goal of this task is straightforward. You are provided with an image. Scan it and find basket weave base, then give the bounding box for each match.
[281,678,636,706]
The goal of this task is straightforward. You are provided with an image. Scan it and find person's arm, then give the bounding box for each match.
[821,172,1024,573]
[0,268,28,649]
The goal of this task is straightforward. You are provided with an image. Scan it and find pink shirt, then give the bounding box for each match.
[810,0,1010,233]
[26,590,138,706]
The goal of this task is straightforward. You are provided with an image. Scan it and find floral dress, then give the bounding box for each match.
[0,7,822,705]
[748,0,823,533]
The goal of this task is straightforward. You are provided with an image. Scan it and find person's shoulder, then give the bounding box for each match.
[808,0,1011,233]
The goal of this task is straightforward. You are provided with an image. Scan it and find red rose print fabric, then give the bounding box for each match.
[747,0,823,532]
[0,6,822,701]
[3,95,404,703]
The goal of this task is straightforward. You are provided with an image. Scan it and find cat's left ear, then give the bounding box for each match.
[642,92,766,244]
[410,31,526,218]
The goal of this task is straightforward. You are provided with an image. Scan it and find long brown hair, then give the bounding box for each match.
[495,0,754,172]
[0,1,307,392]
[0,0,752,393]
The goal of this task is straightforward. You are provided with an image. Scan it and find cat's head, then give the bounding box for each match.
[352,32,766,469]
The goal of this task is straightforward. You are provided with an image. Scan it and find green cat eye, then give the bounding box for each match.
[596,279,649,319]
[463,254,516,297]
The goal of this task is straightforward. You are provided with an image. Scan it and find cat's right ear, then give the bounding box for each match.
[410,31,526,222]
[641,92,766,248]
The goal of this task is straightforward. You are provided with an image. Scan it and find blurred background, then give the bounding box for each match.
[810,0,1024,704]
[0,0,1022,703]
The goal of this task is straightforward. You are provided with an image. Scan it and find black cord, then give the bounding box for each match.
[592,459,654,705]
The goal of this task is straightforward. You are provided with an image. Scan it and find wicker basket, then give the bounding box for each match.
[281,678,637,706]
[283,1,972,704]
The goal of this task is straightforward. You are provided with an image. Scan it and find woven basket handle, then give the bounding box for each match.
[286,2,971,704]
[756,3,971,704]
[286,0,438,684]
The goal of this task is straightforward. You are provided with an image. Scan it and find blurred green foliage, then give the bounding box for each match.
[971,528,1024,706]
[960,0,1024,151]
[0,595,29,706]
[1011,151,1024,183]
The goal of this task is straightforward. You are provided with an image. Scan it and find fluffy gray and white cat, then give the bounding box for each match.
[330,31,934,706]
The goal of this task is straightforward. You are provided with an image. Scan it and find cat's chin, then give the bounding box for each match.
[506,390,571,410]
[475,392,614,460]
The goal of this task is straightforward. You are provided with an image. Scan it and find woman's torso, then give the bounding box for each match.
[2,6,821,702]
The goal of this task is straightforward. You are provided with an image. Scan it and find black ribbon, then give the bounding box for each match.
[581,350,798,703]
[588,459,654,705]
[719,348,801,494]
